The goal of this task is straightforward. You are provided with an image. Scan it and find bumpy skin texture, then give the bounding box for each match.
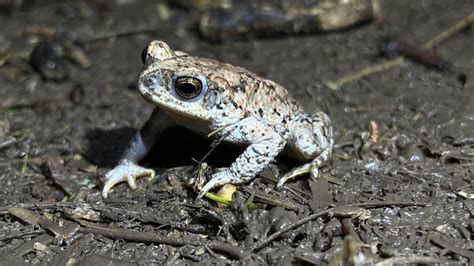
[102,40,334,198]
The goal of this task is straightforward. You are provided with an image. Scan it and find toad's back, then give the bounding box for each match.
[157,54,304,135]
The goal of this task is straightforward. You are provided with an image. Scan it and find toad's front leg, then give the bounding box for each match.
[198,117,286,198]
[102,108,168,198]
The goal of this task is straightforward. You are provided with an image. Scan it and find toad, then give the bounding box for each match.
[102,40,334,198]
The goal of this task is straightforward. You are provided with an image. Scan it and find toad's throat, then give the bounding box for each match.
[143,94,212,134]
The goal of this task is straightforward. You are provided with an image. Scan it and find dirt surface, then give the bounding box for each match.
[0,0,473,265]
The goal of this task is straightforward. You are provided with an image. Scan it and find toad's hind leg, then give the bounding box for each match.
[276,112,334,188]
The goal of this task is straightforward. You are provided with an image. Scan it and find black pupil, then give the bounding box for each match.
[178,82,197,95]
[174,77,202,100]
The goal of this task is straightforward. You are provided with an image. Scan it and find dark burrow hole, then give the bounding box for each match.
[85,126,241,168]
[142,126,241,167]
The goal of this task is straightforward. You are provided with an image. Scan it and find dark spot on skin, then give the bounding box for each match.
[232,85,242,92]
[240,77,250,87]
[267,84,276,91]
[273,108,280,116]
[250,146,263,157]
[243,154,251,163]
[144,91,153,98]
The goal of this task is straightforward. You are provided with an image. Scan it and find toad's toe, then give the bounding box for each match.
[102,160,155,198]
[276,163,312,188]
[198,169,236,199]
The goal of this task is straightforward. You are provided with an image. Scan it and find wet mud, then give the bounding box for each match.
[0,0,472,264]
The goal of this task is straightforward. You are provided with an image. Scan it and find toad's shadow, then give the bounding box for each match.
[85,126,240,168]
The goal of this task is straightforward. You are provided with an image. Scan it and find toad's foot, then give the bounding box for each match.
[102,159,156,198]
[197,169,239,199]
[276,162,315,188]
[276,148,331,188]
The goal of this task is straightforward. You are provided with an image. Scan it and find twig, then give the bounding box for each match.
[13,234,54,256]
[340,218,363,243]
[194,121,237,175]
[324,58,403,90]
[260,174,312,199]
[75,218,247,260]
[421,12,474,50]
[205,246,233,264]
[0,137,19,151]
[324,11,474,90]
[0,229,45,242]
[348,201,429,208]
[0,202,206,234]
[430,234,474,260]
[207,242,248,261]
[252,209,332,252]
[243,187,300,211]
[76,218,201,246]
[8,207,70,238]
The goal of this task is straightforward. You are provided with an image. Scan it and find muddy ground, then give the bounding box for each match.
[0,0,473,265]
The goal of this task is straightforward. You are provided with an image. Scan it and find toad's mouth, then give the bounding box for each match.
[140,88,212,125]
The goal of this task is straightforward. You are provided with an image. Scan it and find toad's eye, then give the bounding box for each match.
[174,77,203,100]
[141,46,148,64]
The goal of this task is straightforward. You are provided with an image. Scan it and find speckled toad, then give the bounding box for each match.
[102,40,334,198]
